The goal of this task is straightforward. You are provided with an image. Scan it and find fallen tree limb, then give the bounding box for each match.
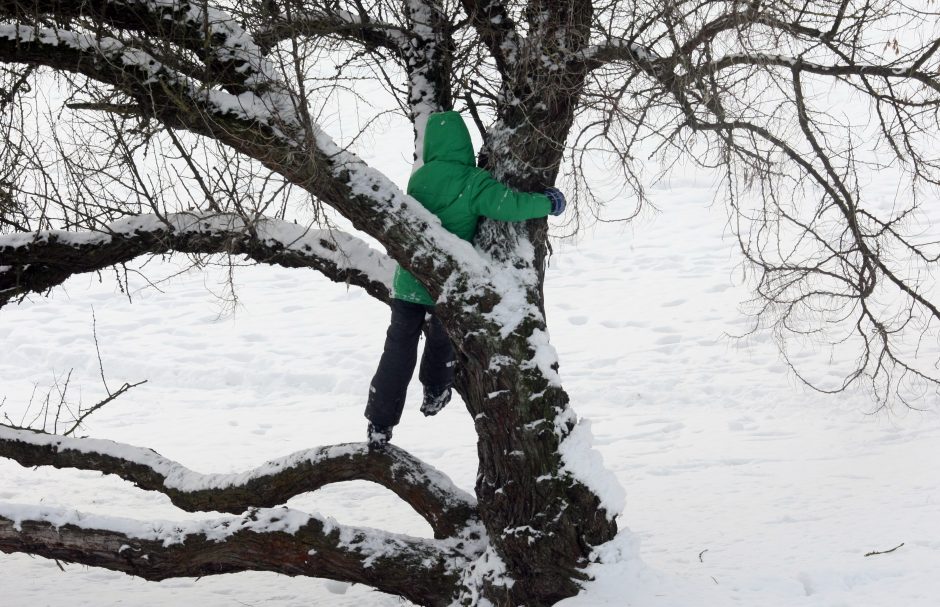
[865,542,905,557]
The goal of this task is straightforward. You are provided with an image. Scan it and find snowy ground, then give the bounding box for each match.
[3,163,940,605]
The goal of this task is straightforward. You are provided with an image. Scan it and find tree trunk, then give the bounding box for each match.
[454,317,618,605]
[452,3,618,602]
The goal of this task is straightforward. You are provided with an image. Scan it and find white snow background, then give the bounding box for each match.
[2,98,940,606]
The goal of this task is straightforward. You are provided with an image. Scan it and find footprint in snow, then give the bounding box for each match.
[587,357,621,369]
[706,283,734,293]
[728,417,760,432]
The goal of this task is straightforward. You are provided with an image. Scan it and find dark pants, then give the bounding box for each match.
[365,299,455,427]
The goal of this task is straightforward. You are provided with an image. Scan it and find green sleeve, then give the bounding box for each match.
[467,170,552,222]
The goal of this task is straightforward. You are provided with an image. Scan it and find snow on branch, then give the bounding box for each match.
[0,21,299,131]
[254,5,410,55]
[0,213,394,307]
[0,504,469,605]
[581,38,663,73]
[458,0,523,71]
[403,0,454,168]
[0,0,282,94]
[0,424,478,538]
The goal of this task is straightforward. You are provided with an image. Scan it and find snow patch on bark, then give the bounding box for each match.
[526,329,563,386]
[0,21,298,138]
[0,502,314,546]
[558,417,626,518]
[455,543,515,606]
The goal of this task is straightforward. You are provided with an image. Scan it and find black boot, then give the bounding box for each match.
[367,422,394,449]
[420,385,452,417]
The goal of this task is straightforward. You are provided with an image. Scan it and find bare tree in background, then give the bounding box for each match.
[3,0,940,604]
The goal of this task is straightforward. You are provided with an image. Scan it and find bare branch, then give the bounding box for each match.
[703,54,940,96]
[62,380,147,437]
[0,0,277,94]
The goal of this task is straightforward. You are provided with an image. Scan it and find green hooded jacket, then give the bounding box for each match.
[393,111,552,305]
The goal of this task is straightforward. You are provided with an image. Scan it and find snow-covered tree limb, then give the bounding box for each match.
[0,505,471,606]
[458,0,522,76]
[581,39,663,74]
[0,0,279,94]
[0,213,394,307]
[403,0,455,167]
[0,425,478,538]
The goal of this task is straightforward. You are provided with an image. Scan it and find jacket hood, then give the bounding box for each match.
[423,111,476,166]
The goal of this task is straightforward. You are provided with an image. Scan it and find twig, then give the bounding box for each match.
[699,549,708,562]
[63,380,148,437]
[463,93,487,140]
[52,369,74,434]
[91,306,110,395]
[865,542,904,557]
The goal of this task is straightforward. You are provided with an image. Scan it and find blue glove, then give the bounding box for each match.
[545,187,566,216]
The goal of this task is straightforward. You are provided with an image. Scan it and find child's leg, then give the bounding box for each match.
[365,300,426,427]
[419,312,455,391]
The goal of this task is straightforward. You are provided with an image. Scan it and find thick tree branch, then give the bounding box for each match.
[403,0,455,165]
[254,6,409,56]
[0,213,393,307]
[0,424,479,538]
[0,505,467,606]
[0,0,276,94]
[458,0,521,76]
[582,38,665,75]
